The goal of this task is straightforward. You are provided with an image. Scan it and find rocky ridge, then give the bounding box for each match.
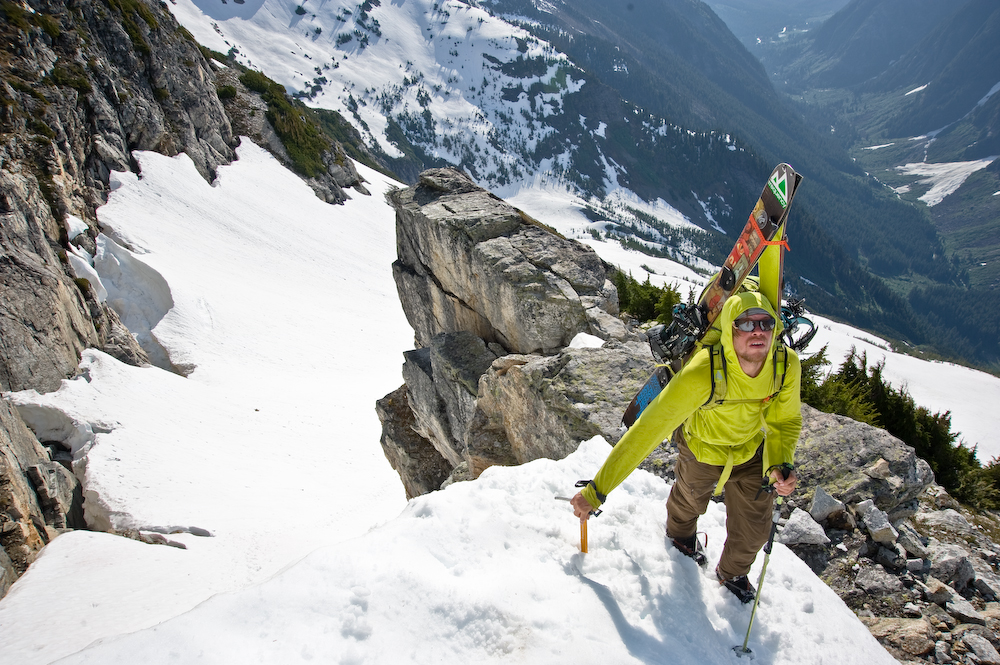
[378,169,1000,664]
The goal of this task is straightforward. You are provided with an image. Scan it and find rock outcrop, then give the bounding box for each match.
[388,168,625,354]
[0,398,84,596]
[378,168,643,493]
[2,0,238,394]
[1,0,239,596]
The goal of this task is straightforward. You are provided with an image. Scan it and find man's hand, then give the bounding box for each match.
[769,468,797,496]
[570,492,598,522]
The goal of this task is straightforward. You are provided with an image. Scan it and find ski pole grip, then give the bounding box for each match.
[765,463,793,480]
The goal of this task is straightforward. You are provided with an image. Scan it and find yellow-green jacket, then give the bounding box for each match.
[581,291,801,509]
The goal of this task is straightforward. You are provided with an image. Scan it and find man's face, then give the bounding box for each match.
[732,313,774,366]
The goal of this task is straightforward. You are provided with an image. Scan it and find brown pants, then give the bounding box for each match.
[666,433,773,580]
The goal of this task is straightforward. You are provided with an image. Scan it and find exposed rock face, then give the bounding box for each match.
[469,343,651,466]
[1,0,238,597]
[379,168,642,489]
[388,168,624,354]
[1,0,237,393]
[1,0,375,596]
[0,397,84,597]
[375,386,453,501]
[791,405,935,518]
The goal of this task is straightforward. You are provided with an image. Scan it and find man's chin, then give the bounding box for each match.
[743,349,770,364]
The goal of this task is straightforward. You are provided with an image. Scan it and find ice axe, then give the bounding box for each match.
[554,496,590,552]
[556,483,602,553]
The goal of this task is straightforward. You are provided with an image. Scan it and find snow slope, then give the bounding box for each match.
[809,314,1000,463]
[41,439,896,665]
[171,0,585,186]
[0,140,996,663]
[0,142,413,663]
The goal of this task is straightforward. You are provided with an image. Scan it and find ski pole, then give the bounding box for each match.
[733,489,784,659]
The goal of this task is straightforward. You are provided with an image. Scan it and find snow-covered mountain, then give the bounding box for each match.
[0,137,997,664]
[163,0,1000,372]
[173,0,767,254]
[174,0,740,206]
[1,1,998,661]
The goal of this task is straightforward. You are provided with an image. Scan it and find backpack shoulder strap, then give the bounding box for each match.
[704,342,787,409]
[702,344,727,408]
[763,343,788,403]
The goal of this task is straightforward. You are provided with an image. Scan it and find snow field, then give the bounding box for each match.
[172,0,578,175]
[1,141,413,663]
[45,439,896,664]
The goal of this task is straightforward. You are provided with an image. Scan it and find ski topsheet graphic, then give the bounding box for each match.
[621,163,803,429]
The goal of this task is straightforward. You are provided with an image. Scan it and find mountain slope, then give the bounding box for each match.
[1,140,996,662]
[167,0,997,366]
[705,0,850,48]
[865,0,1000,138]
[768,0,956,90]
[765,0,1000,150]
[482,0,970,355]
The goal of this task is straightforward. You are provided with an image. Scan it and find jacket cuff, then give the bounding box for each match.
[578,479,606,508]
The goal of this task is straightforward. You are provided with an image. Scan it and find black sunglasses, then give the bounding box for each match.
[734,317,776,333]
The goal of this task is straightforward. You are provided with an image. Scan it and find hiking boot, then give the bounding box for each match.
[669,533,707,567]
[717,567,756,604]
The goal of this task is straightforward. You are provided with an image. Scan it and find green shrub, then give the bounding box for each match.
[800,347,880,426]
[35,13,61,38]
[108,0,158,29]
[0,0,31,30]
[198,45,230,64]
[802,346,999,510]
[239,69,330,177]
[217,85,237,100]
[47,63,92,93]
[29,119,56,139]
[8,78,49,103]
[611,269,680,324]
[107,0,158,56]
[239,70,275,95]
[74,278,93,297]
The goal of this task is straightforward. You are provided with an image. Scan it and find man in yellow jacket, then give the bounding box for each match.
[570,290,801,603]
